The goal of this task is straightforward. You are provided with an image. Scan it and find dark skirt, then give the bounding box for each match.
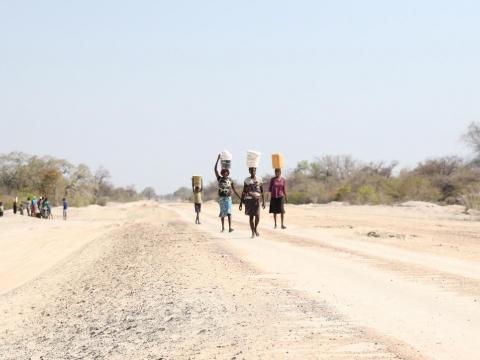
[269,197,285,214]
[245,198,260,217]
[194,203,202,213]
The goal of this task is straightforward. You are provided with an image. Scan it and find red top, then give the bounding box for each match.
[269,177,286,199]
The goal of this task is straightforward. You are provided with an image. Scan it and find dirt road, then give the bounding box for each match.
[1,201,479,359]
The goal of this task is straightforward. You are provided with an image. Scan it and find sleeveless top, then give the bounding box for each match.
[193,192,202,204]
[218,176,233,197]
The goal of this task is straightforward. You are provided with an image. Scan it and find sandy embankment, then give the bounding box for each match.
[0,202,153,294]
[0,200,479,359]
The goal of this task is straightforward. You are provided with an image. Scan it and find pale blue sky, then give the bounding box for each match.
[1,1,478,193]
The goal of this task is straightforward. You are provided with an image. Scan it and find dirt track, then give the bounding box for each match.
[1,201,479,359]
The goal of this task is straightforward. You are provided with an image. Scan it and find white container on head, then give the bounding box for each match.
[246,150,261,168]
[220,150,233,161]
[220,150,233,169]
[221,160,231,169]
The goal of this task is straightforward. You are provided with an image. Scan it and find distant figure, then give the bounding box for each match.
[31,197,37,217]
[0,202,4,217]
[63,198,68,221]
[42,197,53,219]
[13,197,17,214]
[214,154,241,233]
[25,197,31,217]
[192,180,203,225]
[269,168,288,229]
[19,202,24,215]
[240,167,265,238]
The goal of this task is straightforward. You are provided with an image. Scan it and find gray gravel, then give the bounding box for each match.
[0,215,409,359]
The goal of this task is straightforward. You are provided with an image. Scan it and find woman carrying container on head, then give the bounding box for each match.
[215,154,241,233]
[269,168,287,229]
[240,151,265,238]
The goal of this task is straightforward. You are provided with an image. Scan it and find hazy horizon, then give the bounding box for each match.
[1,1,478,193]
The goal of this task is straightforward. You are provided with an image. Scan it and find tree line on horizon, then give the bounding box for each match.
[167,122,480,211]
[3,123,480,211]
[0,153,157,209]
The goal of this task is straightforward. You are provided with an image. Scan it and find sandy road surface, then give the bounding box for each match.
[0,201,479,359]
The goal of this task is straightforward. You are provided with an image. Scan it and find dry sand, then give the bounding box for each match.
[0,200,479,359]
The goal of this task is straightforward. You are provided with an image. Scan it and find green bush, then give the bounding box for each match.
[381,178,402,202]
[96,197,108,206]
[397,175,441,202]
[460,185,480,212]
[334,184,352,202]
[288,191,312,204]
[355,185,380,204]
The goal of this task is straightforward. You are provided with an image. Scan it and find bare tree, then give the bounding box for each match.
[360,161,398,178]
[94,167,112,200]
[141,187,157,200]
[415,157,463,177]
[463,122,480,157]
[309,155,358,181]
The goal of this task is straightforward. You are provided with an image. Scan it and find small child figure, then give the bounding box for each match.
[192,178,203,224]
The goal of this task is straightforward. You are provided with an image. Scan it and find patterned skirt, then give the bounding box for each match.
[245,198,260,217]
[218,196,232,217]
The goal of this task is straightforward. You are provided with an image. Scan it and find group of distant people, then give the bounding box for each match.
[192,154,287,238]
[0,197,69,220]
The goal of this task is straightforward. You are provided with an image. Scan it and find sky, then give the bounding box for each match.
[1,1,478,193]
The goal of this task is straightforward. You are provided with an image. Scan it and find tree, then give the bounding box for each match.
[0,152,29,193]
[0,152,143,206]
[40,168,63,202]
[126,185,137,199]
[360,161,398,178]
[141,187,157,200]
[94,167,112,200]
[463,122,480,156]
[173,187,192,201]
[415,157,463,177]
[294,160,309,174]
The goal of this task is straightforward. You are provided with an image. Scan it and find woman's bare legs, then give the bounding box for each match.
[249,215,255,238]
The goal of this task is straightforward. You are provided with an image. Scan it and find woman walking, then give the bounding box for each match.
[240,167,265,238]
[215,154,241,233]
[269,168,288,229]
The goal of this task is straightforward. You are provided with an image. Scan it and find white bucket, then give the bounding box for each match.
[221,160,231,169]
[220,150,233,161]
[246,150,261,168]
